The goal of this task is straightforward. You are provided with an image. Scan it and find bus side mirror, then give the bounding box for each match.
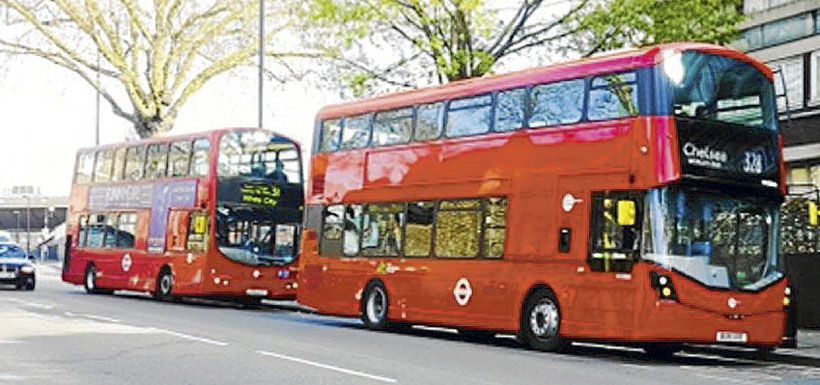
[617,200,636,226]
[809,202,818,227]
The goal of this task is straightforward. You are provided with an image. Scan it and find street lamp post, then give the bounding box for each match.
[12,210,20,244]
[25,196,31,256]
[258,0,264,129]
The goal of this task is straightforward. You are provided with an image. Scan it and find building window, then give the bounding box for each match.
[811,50,820,105]
[762,14,812,47]
[771,57,804,111]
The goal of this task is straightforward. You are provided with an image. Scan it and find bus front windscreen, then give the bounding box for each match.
[216,130,304,266]
[666,51,777,130]
[642,186,782,291]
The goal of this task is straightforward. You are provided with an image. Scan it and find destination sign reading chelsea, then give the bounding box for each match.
[676,119,779,191]
[240,183,281,207]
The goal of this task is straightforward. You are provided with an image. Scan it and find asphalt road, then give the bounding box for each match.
[1,266,819,385]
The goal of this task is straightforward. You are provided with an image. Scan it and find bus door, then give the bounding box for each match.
[165,210,210,292]
[558,186,640,337]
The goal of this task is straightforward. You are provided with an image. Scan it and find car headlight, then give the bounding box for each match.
[20,265,34,274]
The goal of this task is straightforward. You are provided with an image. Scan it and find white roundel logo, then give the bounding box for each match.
[453,278,473,306]
[121,254,132,272]
[728,297,738,309]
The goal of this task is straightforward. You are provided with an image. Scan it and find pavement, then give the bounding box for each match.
[0,263,819,384]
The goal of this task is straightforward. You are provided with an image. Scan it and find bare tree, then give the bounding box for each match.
[0,0,297,138]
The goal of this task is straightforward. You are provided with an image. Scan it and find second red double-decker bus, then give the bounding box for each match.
[62,128,303,303]
[298,43,790,355]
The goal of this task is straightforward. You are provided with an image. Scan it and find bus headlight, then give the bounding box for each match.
[662,50,684,85]
[650,272,678,301]
[20,265,34,274]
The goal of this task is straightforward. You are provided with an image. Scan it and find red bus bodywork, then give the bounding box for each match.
[62,128,299,300]
[298,43,787,347]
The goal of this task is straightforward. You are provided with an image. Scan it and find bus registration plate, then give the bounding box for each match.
[716,332,748,343]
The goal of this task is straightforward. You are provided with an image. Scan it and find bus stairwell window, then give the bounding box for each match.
[483,198,507,258]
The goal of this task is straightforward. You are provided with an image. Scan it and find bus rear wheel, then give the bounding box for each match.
[519,288,567,352]
[84,265,111,295]
[155,269,175,302]
[361,281,389,330]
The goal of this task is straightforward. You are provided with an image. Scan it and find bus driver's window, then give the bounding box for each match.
[589,192,642,273]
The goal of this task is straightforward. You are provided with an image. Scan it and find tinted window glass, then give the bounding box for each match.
[145,143,169,179]
[125,146,146,181]
[373,108,413,146]
[340,115,371,150]
[529,79,585,127]
[190,139,210,177]
[78,216,88,246]
[484,198,507,258]
[446,95,492,137]
[112,148,127,182]
[435,199,481,258]
[343,204,363,256]
[75,151,95,184]
[321,205,344,256]
[361,204,404,257]
[187,212,208,252]
[103,215,118,248]
[86,214,106,249]
[169,141,192,177]
[320,119,342,152]
[495,88,527,132]
[405,201,434,257]
[588,72,638,121]
[117,213,137,248]
[93,149,114,183]
[415,102,444,141]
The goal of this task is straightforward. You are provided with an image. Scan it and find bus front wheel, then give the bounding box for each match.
[155,268,175,302]
[361,281,389,330]
[519,288,568,352]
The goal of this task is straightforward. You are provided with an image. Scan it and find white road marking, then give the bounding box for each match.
[149,328,229,347]
[256,350,398,383]
[622,363,655,370]
[5,298,54,309]
[63,312,121,323]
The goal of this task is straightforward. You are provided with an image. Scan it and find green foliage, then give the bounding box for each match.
[302,0,745,97]
[573,0,745,55]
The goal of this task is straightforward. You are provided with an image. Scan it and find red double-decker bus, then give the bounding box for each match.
[62,128,304,304]
[297,43,790,355]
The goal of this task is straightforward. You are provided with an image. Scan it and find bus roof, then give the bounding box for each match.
[317,43,772,120]
[76,127,301,153]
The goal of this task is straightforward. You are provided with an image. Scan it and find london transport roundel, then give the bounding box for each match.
[121,254,132,272]
[453,278,473,306]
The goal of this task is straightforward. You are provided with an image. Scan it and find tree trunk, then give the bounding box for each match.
[133,114,174,139]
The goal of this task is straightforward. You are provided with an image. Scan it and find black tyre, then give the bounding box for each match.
[25,276,35,291]
[644,343,683,359]
[361,281,389,330]
[155,268,175,301]
[519,288,567,352]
